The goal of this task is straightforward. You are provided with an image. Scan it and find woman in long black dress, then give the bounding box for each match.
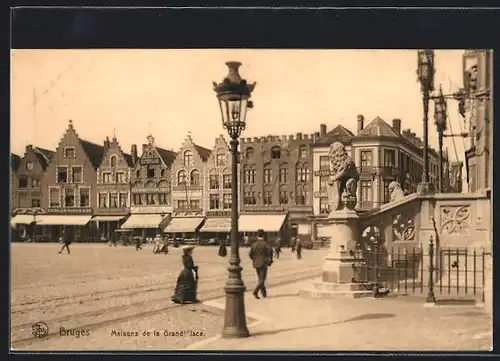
[218,236,228,257]
[172,246,199,304]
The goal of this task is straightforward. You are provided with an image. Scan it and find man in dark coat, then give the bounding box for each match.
[296,239,303,260]
[58,226,72,254]
[249,229,273,299]
[274,237,282,259]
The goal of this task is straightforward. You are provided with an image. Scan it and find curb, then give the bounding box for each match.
[184,300,270,350]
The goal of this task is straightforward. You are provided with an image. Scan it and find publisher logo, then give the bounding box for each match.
[32,322,49,338]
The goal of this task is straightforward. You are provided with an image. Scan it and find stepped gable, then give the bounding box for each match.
[193,144,212,162]
[33,147,56,171]
[11,153,21,171]
[314,124,355,147]
[79,139,105,169]
[355,117,400,138]
[155,146,177,168]
[110,136,134,167]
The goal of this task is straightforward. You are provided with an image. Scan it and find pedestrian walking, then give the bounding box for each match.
[249,229,273,299]
[296,239,303,260]
[109,232,117,247]
[58,227,72,254]
[171,245,199,304]
[274,236,282,259]
[135,235,143,251]
[218,236,228,257]
[291,237,296,253]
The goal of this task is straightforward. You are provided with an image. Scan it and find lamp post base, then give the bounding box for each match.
[221,282,250,339]
[417,182,434,195]
[426,293,436,303]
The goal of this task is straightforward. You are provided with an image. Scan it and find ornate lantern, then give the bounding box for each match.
[417,49,435,92]
[213,62,256,139]
[433,87,448,133]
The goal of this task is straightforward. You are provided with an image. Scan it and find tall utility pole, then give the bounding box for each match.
[416,49,435,193]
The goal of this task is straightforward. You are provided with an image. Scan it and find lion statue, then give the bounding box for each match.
[326,142,359,211]
[388,181,405,202]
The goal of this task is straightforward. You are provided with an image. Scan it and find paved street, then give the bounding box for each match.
[11,243,324,351]
[191,279,493,352]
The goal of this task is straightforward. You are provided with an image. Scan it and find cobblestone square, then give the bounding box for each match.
[11,243,323,351]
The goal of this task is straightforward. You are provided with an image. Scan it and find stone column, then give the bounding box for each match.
[321,208,360,283]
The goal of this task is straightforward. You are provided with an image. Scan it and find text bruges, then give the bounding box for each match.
[59,327,91,338]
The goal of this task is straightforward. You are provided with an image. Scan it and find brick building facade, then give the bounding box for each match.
[198,134,237,239]
[238,132,317,244]
[164,133,211,237]
[122,134,175,239]
[94,136,134,239]
[38,120,104,241]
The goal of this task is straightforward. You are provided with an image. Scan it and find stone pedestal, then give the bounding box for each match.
[300,209,372,299]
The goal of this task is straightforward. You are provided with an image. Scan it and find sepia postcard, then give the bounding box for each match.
[10,24,493,353]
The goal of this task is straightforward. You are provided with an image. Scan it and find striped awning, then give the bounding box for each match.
[121,214,163,229]
[199,218,231,233]
[164,217,204,233]
[238,214,287,232]
[36,215,92,226]
[10,215,35,227]
[91,215,126,222]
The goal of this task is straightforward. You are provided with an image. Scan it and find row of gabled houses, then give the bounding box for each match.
[11,116,461,244]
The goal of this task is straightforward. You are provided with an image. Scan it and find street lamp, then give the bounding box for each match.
[416,49,435,193]
[213,61,256,338]
[433,85,447,193]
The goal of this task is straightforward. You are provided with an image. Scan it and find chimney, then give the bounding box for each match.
[392,119,401,134]
[314,131,320,140]
[297,132,303,140]
[26,145,33,153]
[131,144,138,164]
[357,115,364,133]
[320,124,327,136]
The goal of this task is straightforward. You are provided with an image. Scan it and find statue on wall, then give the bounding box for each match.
[326,142,359,211]
[388,181,405,202]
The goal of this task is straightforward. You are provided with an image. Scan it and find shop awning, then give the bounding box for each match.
[91,215,126,222]
[238,214,287,232]
[164,217,204,233]
[199,218,231,233]
[36,215,92,226]
[121,214,164,229]
[10,215,35,227]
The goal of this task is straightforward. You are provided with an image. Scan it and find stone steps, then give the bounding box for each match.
[299,280,374,299]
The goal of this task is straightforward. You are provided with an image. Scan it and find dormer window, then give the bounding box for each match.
[26,161,34,171]
[299,145,308,158]
[216,153,226,166]
[271,146,281,159]
[245,147,254,159]
[110,156,117,167]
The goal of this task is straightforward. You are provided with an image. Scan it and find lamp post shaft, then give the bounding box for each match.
[422,90,430,187]
[221,138,249,339]
[438,131,444,192]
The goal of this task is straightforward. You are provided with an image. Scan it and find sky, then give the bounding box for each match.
[11,49,469,167]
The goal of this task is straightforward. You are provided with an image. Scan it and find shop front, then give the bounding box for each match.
[163,217,205,242]
[198,210,231,243]
[238,212,288,246]
[121,207,171,241]
[91,215,128,242]
[36,213,94,242]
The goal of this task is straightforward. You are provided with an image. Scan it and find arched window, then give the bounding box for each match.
[222,168,231,189]
[209,168,219,189]
[263,164,272,184]
[184,150,194,167]
[295,163,310,183]
[135,169,141,178]
[160,168,166,177]
[110,156,117,167]
[177,170,187,185]
[299,145,308,158]
[245,147,254,159]
[271,146,281,159]
[190,169,200,186]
